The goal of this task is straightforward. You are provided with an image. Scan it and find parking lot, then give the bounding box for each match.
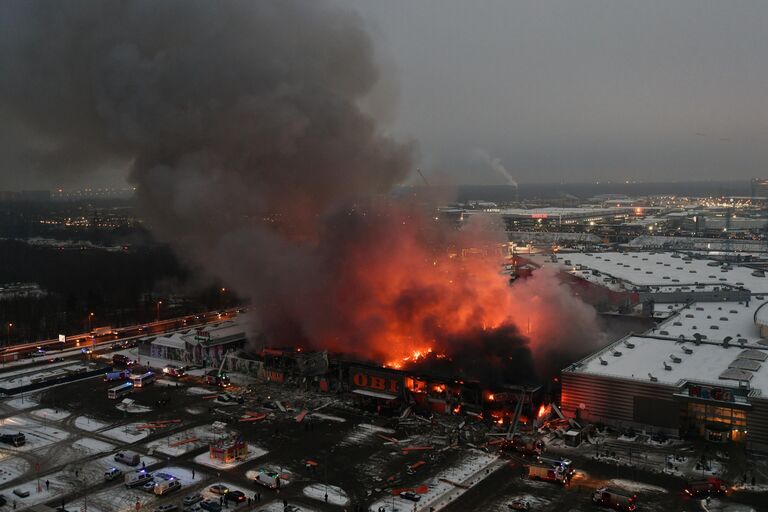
[0,350,767,512]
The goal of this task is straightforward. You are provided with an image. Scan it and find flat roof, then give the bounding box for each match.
[570,300,768,395]
[554,251,768,294]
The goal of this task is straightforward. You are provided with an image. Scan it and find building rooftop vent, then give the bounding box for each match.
[599,357,607,366]
[624,340,635,349]
[719,368,754,382]
[648,373,658,382]
[681,345,693,355]
[663,362,672,371]
[729,358,761,372]
[738,349,768,362]
[669,354,682,364]
[612,349,622,357]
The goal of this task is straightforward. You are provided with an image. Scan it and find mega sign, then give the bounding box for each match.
[351,368,401,395]
[688,384,734,402]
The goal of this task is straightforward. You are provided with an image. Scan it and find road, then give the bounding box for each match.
[0,308,244,358]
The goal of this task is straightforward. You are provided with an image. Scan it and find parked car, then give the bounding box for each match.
[208,484,229,495]
[284,506,301,512]
[153,505,178,512]
[508,499,531,510]
[198,501,222,512]
[183,494,203,506]
[399,491,421,502]
[13,489,30,498]
[104,467,123,481]
[224,490,246,503]
[142,480,157,492]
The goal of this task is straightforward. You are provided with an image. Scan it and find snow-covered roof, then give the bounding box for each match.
[571,300,768,395]
[150,333,187,350]
[553,251,768,294]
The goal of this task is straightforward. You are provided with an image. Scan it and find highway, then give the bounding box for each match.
[0,307,244,358]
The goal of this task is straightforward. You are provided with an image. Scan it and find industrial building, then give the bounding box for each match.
[557,250,768,452]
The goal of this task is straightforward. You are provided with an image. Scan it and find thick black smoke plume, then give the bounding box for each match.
[0,1,604,373]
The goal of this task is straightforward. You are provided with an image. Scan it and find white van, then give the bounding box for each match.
[154,479,182,496]
[124,469,153,488]
[253,469,280,489]
[114,451,140,466]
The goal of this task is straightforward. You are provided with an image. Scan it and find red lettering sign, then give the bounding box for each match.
[352,372,400,394]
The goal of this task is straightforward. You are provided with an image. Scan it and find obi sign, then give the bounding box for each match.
[351,368,401,395]
[688,384,734,402]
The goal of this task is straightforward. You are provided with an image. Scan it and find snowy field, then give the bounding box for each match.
[101,422,151,443]
[2,395,39,410]
[30,407,71,422]
[0,453,29,484]
[145,426,216,456]
[0,415,70,452]
[74,415,110,432]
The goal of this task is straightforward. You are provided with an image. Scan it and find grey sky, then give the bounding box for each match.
[351,0,768,184]
[2,0,768,189]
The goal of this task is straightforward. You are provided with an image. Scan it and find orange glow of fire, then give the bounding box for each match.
[537,403,551,420]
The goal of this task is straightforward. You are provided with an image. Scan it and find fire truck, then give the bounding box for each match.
[525,463,569,484]
[591,488,637,511]
[684,477,729,497]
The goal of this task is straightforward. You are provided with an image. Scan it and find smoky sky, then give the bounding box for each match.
[3,1,768,189]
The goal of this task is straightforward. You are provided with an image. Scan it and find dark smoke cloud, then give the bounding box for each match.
[0,0,603,380]
[0,0,412,289]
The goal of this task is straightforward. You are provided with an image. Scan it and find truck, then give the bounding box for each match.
[0,432,26,447]
[684,477,729,497]
[526,463,569,485]
[591,488,637,511]
[113,354,134,368]
[125,469,153,488]
[91,326,115,338]
[253,469,280,489]
[205,370,230,387]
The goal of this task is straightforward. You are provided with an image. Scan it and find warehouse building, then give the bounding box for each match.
[562,299,768,452]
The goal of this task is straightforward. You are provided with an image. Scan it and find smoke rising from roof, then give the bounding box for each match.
[0,0,603,382]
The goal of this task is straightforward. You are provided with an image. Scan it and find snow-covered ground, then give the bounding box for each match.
[340,423,395,447]
[72,437,115,455]
[368,449,501,512]
[303,483,349,506]
[73,415,110,432]
[2,395,39,410]
[101,422,151,443]
[0,415,70,452]
[115,401,153,413]
[145,426,216,457]
[608,478,668,494]
[30,407,71,422]
[193,443,268,469]
[0,453,29,484]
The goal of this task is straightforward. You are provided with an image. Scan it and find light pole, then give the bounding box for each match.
[6,322,12,346]
[156,301,162,322]
[87,312,94,332]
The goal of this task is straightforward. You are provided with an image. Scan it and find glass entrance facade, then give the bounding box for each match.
[686,402,748,442]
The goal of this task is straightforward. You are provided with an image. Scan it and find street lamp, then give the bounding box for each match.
[156,301,163,322]
[87,312,94,332]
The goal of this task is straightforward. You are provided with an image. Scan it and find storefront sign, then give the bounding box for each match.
[351,368,401,394]
[688,384,734,402]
